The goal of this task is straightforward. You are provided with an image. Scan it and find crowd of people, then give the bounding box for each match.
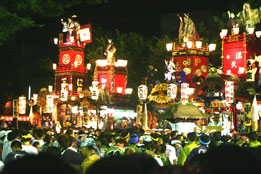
[0,126,260,174]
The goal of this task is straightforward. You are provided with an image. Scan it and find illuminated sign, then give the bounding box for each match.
[46,95,54,113]
[225,81,234,104]
[167,84,177,99]
[181,83,189,103]
[138,85,148,100]
[18,96,26,114]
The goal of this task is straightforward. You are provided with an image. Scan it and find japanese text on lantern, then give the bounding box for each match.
[246,59,256,82]
[18,96,26,114]
[181,83,189,103]
[138,85,148,100]
[46,95,54,113]
[167,84,177,99]
[225,81,234,104]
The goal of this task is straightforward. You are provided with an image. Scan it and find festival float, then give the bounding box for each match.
[145,3,261,135]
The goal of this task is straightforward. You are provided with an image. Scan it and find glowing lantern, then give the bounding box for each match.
[125,88,133,95]
[236,102,243,110]
[181,83,189,103]
[46,95,54,113]
[61,81,68,101]
[115,60,128,67]
[90,81,99,100]
[116,87,123,93]
[48,85,53,92]
[220,32,224,39]
[32,94,38,101]
[232,27,239,35]
[87,63,91,70]
[166,43,173,51]
[52,63,57,70]
[54,38,58,44]
[138,85,148,100]
[247,27,255,35]
[96,59,108,67]
[221,29,228,37]
[18,96,26,114]
[225,81,234,104]
[208,44,216,52]
[186,41,193,48]
[167,84,177,99]
[195,41,202,49]
[256,31,261,38]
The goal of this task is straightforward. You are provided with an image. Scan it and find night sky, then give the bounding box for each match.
[0,0,246,100]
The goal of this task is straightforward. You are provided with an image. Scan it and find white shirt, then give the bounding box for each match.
[165,144,177,164]
[22,145,38,155]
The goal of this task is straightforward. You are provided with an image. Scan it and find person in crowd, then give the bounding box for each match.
[126,133,141,153]
[104,138,125,157]
[177,132,199,166]
[57,133,84,172]
[2,153,78,174]
[201,144,261,174]
[157,144,171,166]
[86,153,160,174]
[144,140,163,166]
[4,140,28,164]
[41,134,54,152]
[81,140,100,174]
[21,133,38,155]
[2,130,20,161]
[162,134,177,165]
[31,128,45,147]
[185,133,210,165]
[248,131,261,147]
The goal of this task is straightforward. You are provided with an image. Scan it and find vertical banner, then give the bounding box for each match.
[90,81,99,100]
[61,81,68,101]
[246,58,256,82]
[46,95,54,113]
[138,85,148,100]
[181,83,189,103]
[225,81,234,104]
[13,99,19,117]
[222,41,245,76]
[18,96,26,114]
[167,84,177,99]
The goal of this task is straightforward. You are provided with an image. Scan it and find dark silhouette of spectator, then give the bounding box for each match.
[2,153,78,174]
[86,153,160,174]
[201,145,260,174]
[4,140,28,164]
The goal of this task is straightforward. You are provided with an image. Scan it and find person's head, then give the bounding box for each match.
[187,132,197,142]
[11,140,22,152]
[2,153,77,174]
[159,144,167,154]
[129,134,139,145]
[199,134,210,146]
[45,146,61,157]
[44,134,54,145]
[81,145,96,157]
[7,131,19,141]
[57,133,70,150]
[202,145,260,174]
[32,141,41,152]
[86,153,160,174]
[21,133,33,143]
[248,132,259,141]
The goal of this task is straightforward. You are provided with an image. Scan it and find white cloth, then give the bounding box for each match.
[165,144,177,165]
[0,161,4,173]
[2,141,12,161]
[31,139,44,147]
[154,156,164,166]
[22,145,38,155]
